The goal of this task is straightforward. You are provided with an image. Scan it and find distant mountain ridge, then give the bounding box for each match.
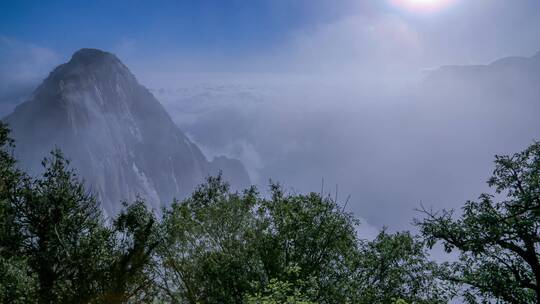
[4,48,250,215]
[424,51,540,88]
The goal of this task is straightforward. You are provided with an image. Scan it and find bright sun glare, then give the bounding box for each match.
[390,0,456,13]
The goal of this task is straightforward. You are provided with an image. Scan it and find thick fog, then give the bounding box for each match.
[144,66,540,236]
[134,0,540,234]
[2,0,540,236]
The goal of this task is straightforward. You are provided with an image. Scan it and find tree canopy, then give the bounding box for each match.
[418,142,540,303]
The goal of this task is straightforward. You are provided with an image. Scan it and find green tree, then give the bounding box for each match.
[253,184,361,303]
[157,175,261,304]
[16,150,111,304]
[0,124,161,304]
[0,122,36,302]
[157,175,362,303]
[157,175,456,303]
[0,256,37,303]
[418,142,540,303]
[244,266,316,304]
[356,230,455,304]
[102,200,159,304]
[0,122,24,256]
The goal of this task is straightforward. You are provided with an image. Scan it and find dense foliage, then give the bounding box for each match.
[153,175,451,304]
[0,122,156,303]
[418,142,540,304]
[1,121,540,303]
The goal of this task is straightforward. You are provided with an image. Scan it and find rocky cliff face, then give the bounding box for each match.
[4,48,250,215]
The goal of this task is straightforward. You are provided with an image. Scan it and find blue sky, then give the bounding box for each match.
[0,1,357,56]
[2,0,540,80]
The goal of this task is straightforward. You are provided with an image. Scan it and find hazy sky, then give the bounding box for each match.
[2,0,540,76]
[2,0,540,114]
[2,0,540,236]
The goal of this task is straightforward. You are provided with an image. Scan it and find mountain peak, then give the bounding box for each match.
[5,49,250,215]
[70,48,119,66]
[41,48,127,86]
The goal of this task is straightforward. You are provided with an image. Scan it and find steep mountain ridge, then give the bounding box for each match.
[4,48,250,215]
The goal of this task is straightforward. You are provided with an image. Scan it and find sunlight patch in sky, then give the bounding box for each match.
[390,0,457,14]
